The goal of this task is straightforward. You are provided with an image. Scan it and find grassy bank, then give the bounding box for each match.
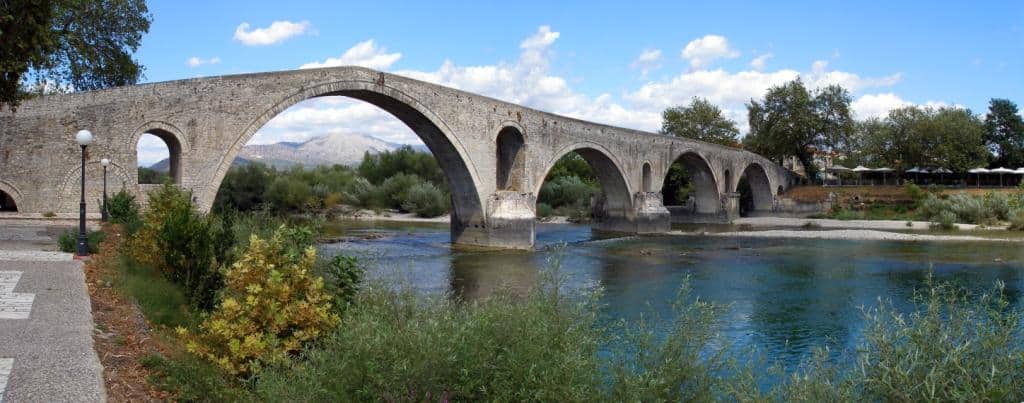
[83,183,1024,401]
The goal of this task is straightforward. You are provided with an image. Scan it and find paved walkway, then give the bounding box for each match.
[0,223,105,402]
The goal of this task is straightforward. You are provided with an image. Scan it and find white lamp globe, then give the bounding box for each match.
[101,158,110,167]
[75,130,93,146]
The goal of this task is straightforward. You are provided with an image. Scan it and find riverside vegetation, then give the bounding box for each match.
[817,182,1024,230]
[81,182,1024,401]
[210,146,604,222]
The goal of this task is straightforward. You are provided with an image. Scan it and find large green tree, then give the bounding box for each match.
[661,97,740,147]
[983,98,1024,167]
[852,106,987,172]
[1,0,151,110]
[744,79,854,178]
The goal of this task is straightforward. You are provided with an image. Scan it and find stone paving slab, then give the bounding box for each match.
[0,272,35,320]
[0,259,104,402]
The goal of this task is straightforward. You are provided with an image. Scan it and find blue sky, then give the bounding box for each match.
[134,0,1024,164]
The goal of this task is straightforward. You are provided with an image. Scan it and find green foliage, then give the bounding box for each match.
[851,105,988,173]
[128,183,227,310]
[179,228,338,377]
[1008,209,1024,231]
[931,210,958,230]
[137,167,169,184]
[536,202,554,218]
[141,353,255,402]
[264,175,313,212]
[378,172,420,210]
[254,274,606,401]
[358,146,445,186]
[904,182,926,207]
[662,162,695,205]
[745,79,854,178]
[315,254,364,312]
[42,211,55,218]
[852,277,1024,400]
[984,98,1024,168]
[400,181,448,217]
[106,188,140,228]
[661,97,740,147]
[545,152,597,183]
[213,163,272,212]
[0,0,152,109]
[57,228,104,253]
[539,175,597,211]
[111,253,194,328]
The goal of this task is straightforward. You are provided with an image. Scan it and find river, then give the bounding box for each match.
[319,221,1024,368]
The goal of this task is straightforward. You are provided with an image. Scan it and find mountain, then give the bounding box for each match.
[149,132,427,170]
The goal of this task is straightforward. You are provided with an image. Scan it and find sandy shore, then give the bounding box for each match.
[732,216,997,231]
[341,209,451,223]
[686,229,1021,243]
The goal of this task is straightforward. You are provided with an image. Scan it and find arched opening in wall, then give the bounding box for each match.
[209,91,479,242]
[661,152,720,219]
[641,162,652,192]
[738,163,773,217]
[0,190,17,211]
[496,126,526,191]
[136,130,181,184]
[535,149,630,225]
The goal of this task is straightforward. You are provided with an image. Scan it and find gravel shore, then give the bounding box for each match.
[687,229,1021,243]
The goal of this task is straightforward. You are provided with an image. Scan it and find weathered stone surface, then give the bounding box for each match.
[0,66,793,248]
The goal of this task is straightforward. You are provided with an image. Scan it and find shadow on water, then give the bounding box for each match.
[319,219,1024,368]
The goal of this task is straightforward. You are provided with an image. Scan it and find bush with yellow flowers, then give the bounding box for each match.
[179,227,339,376]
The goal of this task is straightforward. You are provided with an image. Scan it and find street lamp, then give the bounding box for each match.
[75,129,93,258]
[100,158,110,222]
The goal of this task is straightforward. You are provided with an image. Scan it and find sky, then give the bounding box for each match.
[134,0,1024,165]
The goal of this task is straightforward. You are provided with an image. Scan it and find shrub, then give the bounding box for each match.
[127,183,227,310]
[58,229,105,253]
[400,182,448,217]
[106,189,140,227]
[42,211,55,218]
[539,175,597,210]
[315,254,364,311]
[378,173,421,210]
[341,177,380,209]
[904,182,926,207]
[179,227,338,377]
[983,191,1012,221]
[931,210,958,230]
[264,177,313,212]
[1008,209,1024,231]
[946,193,985,224]
[536,202,554,218]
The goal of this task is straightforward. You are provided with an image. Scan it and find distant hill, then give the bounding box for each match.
[148,132,429,170]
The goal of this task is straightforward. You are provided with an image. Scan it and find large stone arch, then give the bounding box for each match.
[739,162,774,213]
[663,150,721,215]
[535,142,634,218]
[198,78,486,238]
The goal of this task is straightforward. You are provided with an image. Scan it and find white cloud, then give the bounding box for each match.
[681,35,739,69]
[187,56,221,68]
[300,39,402,70]
[851,93,910,119]
[630,49,663,78]
[234,20,311,46]
[749,53,772,70]
[253,29,907,147]
[136,133,170,166]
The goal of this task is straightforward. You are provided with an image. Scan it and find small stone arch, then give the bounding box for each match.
[55,161,131,213]
[536,142,634,216]
[495,122,527,192]
[130,121,189,184]
[740,162,774,212]
[641,161,653,192]
[0,180,22,212]
[663,151,720,214]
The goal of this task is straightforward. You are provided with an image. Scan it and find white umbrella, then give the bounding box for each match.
[875,167,894,185]
[827,165,852,186]
[992,167,1015,187]
[933,167,951,184]
[852,166,872,186]
[968,167,989,187]
[1015,168,1024,174]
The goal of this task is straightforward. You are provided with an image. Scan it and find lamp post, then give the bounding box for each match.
[100,158,110,222]
[75,130,93,258]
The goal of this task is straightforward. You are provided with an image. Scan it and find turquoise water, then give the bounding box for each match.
[319,221,1024,367]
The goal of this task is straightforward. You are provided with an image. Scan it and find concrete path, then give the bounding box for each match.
[0,223,105,402]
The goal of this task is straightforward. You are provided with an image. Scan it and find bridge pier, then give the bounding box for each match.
[723,192,741,222]
[453,191,536,250]
[593,192,671,234]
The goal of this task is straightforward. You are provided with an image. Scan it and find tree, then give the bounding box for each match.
[1,0,152,110]
[983,98,1024,167]
[744,79,854,178]
[661,97,740,146]
[853,106,987,173]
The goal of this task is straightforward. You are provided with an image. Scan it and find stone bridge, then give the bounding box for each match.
[0,66,793,249]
